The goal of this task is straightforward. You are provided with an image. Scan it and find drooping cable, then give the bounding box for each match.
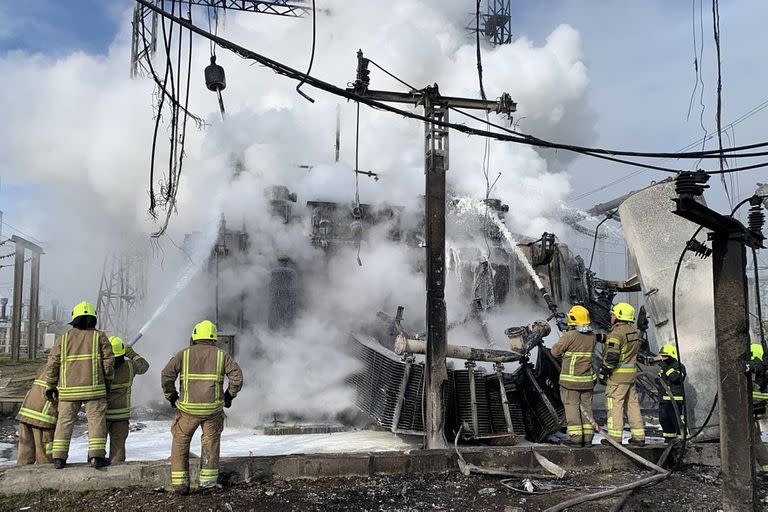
[588,211,617,271]
[295,0,316,103]
[135,0,768,198]
[712,0,732,209]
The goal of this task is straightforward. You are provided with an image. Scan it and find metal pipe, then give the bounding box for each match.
[494,363,515,433]
[394,334,523,363]
[391,356,413,431]
[466,361,479,438]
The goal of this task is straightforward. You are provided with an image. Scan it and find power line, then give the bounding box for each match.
[136,0,768,177]
[0,221,44,245]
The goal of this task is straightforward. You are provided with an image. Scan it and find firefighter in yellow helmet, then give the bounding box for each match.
[749,343,768,476]
[161,320,243,494]
[15,361,58,465]
[551,305,597,447]
[43,301,114,468]
[655,344,687,442]
[105,336,149,463]
[598,302,645,445]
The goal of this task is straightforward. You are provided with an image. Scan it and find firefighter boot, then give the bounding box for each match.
[89,456,111,468]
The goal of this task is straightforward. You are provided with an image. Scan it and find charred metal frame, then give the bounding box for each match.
[346,59,515,447]
[130,0,307,77]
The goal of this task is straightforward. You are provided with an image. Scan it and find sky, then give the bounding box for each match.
[0,0,766,307]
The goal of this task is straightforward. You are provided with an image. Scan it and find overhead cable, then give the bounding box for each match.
[134,0,768,176]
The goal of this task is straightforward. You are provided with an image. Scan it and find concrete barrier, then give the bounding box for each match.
[0,444,721,495]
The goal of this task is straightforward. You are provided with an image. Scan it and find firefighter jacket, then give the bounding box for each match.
[106,347,150,421]
[16,369,58,429]
[550,330,597,391]
[602,321,640,384]
[656,359,686,401]
[161,340,243,417]
[44,328,115,401]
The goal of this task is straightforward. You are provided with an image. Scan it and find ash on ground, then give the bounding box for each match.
[2,466,767,512]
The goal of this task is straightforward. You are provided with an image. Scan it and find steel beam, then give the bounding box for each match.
[28,253,40,360]
[712,233,757,511]
[10,246,24,362]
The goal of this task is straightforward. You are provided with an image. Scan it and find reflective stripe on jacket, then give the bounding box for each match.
[161,340,243,417]
[16,371,58,428]
[603,322,640,385]
[44,328,115,401]
[657,359,686,400]
[550,330,597,391]
[106,347,150,421]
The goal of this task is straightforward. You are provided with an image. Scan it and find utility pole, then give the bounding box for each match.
[673,171,765,512]
[347,50,516,448]
[10,236,43,362]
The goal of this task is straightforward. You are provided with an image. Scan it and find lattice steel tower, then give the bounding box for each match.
[467,0,512,46]
[95,253,147,337]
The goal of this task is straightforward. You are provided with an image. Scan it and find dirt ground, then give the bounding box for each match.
[1,466,767,512]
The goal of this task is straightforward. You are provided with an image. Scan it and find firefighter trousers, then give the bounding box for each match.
[107,420,130,463]
[170,411,224,491]
[605,381,645,442]
[17,423,53,465]
[659,400,686,441]
[755,421,768,474]
[560,388,594,444]
[52,399,108,460]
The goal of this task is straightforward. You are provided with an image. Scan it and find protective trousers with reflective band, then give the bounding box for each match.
[107,420,130,463]
[170,411,224,489]
[52,399,108,459]
[16,423,53,465]
[560,388,594,444]
[605,381,645,441]
[659,400,686,439]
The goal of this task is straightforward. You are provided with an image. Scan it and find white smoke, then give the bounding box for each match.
[0,1,593,424]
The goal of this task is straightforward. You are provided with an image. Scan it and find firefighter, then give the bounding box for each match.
[654,344,687,442]
[44,301,114,469]
[750,343,768,476]
[550,305,597,447]
[105,336,149,463]
[16,366,58,464]
[161,320,243,494]
[598,302,645,445]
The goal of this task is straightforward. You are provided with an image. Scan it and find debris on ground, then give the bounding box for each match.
[0,466,765,512]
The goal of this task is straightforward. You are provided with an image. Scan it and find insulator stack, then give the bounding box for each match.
[748,203,765,237]
[204,55,226,92]
[675,170,710,198]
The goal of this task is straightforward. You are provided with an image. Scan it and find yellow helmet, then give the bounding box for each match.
[109,336,126,357]
[567,305,590,326]
[71,301,96,320]
[612,302,635,322]
[192,320,218,341]
[751,343,765,361]
[658,344,678,360]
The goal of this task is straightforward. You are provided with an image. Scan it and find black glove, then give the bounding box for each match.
[45,387,58,402]
[224,390,234,408]
[596,333,607,344]
[597,366,610,385]
[168,391,179,409]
